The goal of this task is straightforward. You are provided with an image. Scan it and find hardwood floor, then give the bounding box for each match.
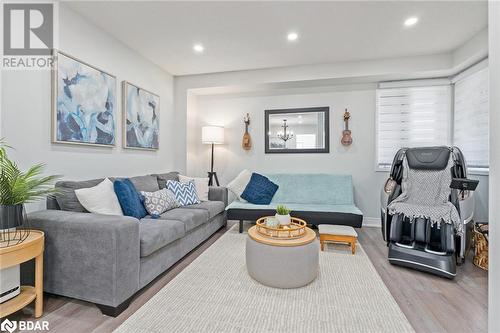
[358,227,488,333]
[7,222,488,333]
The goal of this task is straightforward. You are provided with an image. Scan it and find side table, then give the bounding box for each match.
[0,230,44,318]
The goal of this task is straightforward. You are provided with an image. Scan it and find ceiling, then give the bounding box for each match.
[66,1,488,76]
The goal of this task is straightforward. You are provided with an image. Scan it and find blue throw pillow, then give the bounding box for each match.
[166,180,200,206]
[241,173,279,205]
[113,178,148,219]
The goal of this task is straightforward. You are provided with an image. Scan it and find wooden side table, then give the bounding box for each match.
[0,230,44,318]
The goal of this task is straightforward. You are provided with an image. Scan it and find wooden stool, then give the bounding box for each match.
[318,225,358,254]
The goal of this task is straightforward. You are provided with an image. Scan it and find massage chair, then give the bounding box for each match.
[380,146,478,278]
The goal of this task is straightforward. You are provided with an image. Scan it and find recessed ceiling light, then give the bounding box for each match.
[287,32,298,41]
[193,44,204,53]
[404,17,419,27]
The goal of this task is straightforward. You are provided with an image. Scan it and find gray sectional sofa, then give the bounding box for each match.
[23,172,228,316]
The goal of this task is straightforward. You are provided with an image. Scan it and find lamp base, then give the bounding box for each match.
[208,172,220,186]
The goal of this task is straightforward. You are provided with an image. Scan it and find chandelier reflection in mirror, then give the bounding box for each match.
[265,107,330,154]
[276,119,294,147]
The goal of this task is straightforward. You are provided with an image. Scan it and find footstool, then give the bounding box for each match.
[318,224,358,254]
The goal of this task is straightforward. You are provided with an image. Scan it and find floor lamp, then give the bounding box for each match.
[202,126,224,186]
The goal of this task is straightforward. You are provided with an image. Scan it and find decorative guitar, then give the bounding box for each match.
[341,108,353,146]
[242,113,252,150]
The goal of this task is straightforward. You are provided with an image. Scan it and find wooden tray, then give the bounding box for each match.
[255,216,307,240]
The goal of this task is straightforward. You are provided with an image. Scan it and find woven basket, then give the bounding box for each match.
[473,223,488,271]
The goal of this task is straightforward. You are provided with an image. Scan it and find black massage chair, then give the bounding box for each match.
[380,146,478,278]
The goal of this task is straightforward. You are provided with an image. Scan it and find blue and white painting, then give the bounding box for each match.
[54,52,116,146]
[123,82,159,150]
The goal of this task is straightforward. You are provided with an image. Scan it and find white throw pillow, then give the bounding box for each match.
[75,178,123,216]
[227,169,252,202]
[179,175,209,201]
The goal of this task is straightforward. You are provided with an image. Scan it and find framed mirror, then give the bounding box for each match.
[265,107,330,154]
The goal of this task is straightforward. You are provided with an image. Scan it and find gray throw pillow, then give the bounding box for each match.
[141,188,180,217]
[129,175,160,192]
[153,172,180,189]
[55,179,104,212]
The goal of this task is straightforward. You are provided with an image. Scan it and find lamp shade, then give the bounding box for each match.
[202,126,224,144]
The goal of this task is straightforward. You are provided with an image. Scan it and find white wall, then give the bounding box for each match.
[175,28,489,224]
[175,53,464,174]
[186,84,489,222]
[488,1,500,332]
[188,85,387,221]
[1,4,177,211]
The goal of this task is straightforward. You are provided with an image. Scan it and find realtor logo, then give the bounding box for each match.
[3,3,53,55]
[0,319,17,333]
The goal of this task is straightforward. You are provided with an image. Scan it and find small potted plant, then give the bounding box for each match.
[0,140,59,247]
[275,204,291,226]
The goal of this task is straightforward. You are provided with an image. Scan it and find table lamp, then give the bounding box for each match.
[202,126,224,186]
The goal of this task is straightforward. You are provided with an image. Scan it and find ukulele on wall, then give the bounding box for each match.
[341,108,353,146]
[242,113,252,150]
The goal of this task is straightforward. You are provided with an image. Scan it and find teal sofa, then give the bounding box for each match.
[226,173,363,232]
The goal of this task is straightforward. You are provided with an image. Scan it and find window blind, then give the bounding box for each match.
[453,67,489,170]
[376,85,452,169]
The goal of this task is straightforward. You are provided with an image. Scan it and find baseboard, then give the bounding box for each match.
[363,217,381,228]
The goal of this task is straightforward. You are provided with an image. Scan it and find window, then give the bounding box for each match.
[376,85,452,169]
[453,66,489,170]
[296,134,316,149]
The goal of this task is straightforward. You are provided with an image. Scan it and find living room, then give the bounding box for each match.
[0,1,499,332]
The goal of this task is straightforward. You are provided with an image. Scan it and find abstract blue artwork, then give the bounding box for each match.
[53,51,116,146]
[123,81,160,150]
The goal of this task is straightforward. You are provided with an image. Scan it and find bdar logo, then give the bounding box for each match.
[0,319,17,333]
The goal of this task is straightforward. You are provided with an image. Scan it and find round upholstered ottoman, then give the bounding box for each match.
[246,226,319,288]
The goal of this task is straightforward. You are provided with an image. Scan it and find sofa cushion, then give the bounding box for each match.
[267,174,354,205]
[55,178,104,212]
[226,202,363,228]
[140,188,179,217]
[139,218,185,257]
[225,201,363,216]
[114,179,148,219]
[241,173,279,205]
[129,175,160,192]
[152,172,179,189]
[179,175,209,201]
[166,180,201,206]
[157,208,209,232]
[227,169,252,202]
[180,201,225,219]
[74,178,123,216]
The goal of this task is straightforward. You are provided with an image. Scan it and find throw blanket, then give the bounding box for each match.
[388,156,462,235]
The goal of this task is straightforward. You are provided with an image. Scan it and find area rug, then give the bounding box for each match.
[115,226,414,333]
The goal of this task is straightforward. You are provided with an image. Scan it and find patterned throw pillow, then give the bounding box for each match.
[178,175,209,201]
[166,180,201,206]
[141,188,180,218]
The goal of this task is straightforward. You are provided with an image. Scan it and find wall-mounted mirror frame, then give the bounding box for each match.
[265,107,330,154]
